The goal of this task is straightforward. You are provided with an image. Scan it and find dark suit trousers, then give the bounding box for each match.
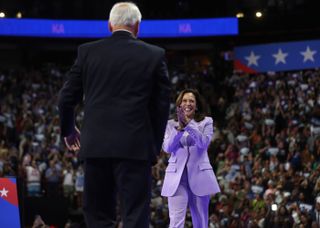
[83,158,151,228]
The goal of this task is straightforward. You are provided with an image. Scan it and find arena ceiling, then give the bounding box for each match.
[0,0,319,42]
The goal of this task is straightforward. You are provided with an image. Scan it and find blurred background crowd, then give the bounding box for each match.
[1,60,320,227]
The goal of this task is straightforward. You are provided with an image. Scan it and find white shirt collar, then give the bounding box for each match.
[113,29,133,35]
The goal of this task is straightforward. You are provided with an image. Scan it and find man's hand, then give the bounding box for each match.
[64,127,81,151]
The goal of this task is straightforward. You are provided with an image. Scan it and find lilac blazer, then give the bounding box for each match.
[161,117,221,197]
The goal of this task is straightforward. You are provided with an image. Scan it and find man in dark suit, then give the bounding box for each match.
[58,2,171,227]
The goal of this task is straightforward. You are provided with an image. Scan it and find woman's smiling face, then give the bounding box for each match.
[180,92,197,119]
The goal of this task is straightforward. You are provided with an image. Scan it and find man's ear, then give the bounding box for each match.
[108,22,113,32]
[133,21,140,37]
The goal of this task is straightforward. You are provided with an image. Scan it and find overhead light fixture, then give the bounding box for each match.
[256,11,263,18]
[236,12,244,18]
[0,12,5,18]
[16,12,22,18]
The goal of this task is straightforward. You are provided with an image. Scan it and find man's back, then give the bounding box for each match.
[59,31,170,161]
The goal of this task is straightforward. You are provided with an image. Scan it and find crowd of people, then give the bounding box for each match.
[1,62,320,227]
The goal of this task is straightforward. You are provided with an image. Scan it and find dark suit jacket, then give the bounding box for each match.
[58,31,171,162]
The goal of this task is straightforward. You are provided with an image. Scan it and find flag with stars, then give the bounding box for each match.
[0,178,21,228]
[234,40,320,73]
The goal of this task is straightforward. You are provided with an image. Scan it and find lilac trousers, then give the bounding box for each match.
[167,168,210,228]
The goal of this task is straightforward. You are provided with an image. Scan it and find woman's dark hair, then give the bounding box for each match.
[174,88,208,122]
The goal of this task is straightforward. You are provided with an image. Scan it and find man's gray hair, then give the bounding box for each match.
[109,2,142,27]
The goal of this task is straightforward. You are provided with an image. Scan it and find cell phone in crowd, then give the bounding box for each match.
[271,204,278,211]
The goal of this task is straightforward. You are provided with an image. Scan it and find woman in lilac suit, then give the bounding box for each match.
[161,89,220,228]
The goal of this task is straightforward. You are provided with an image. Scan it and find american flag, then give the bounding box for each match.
[0,178,21,228]
[234,39,320,73]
